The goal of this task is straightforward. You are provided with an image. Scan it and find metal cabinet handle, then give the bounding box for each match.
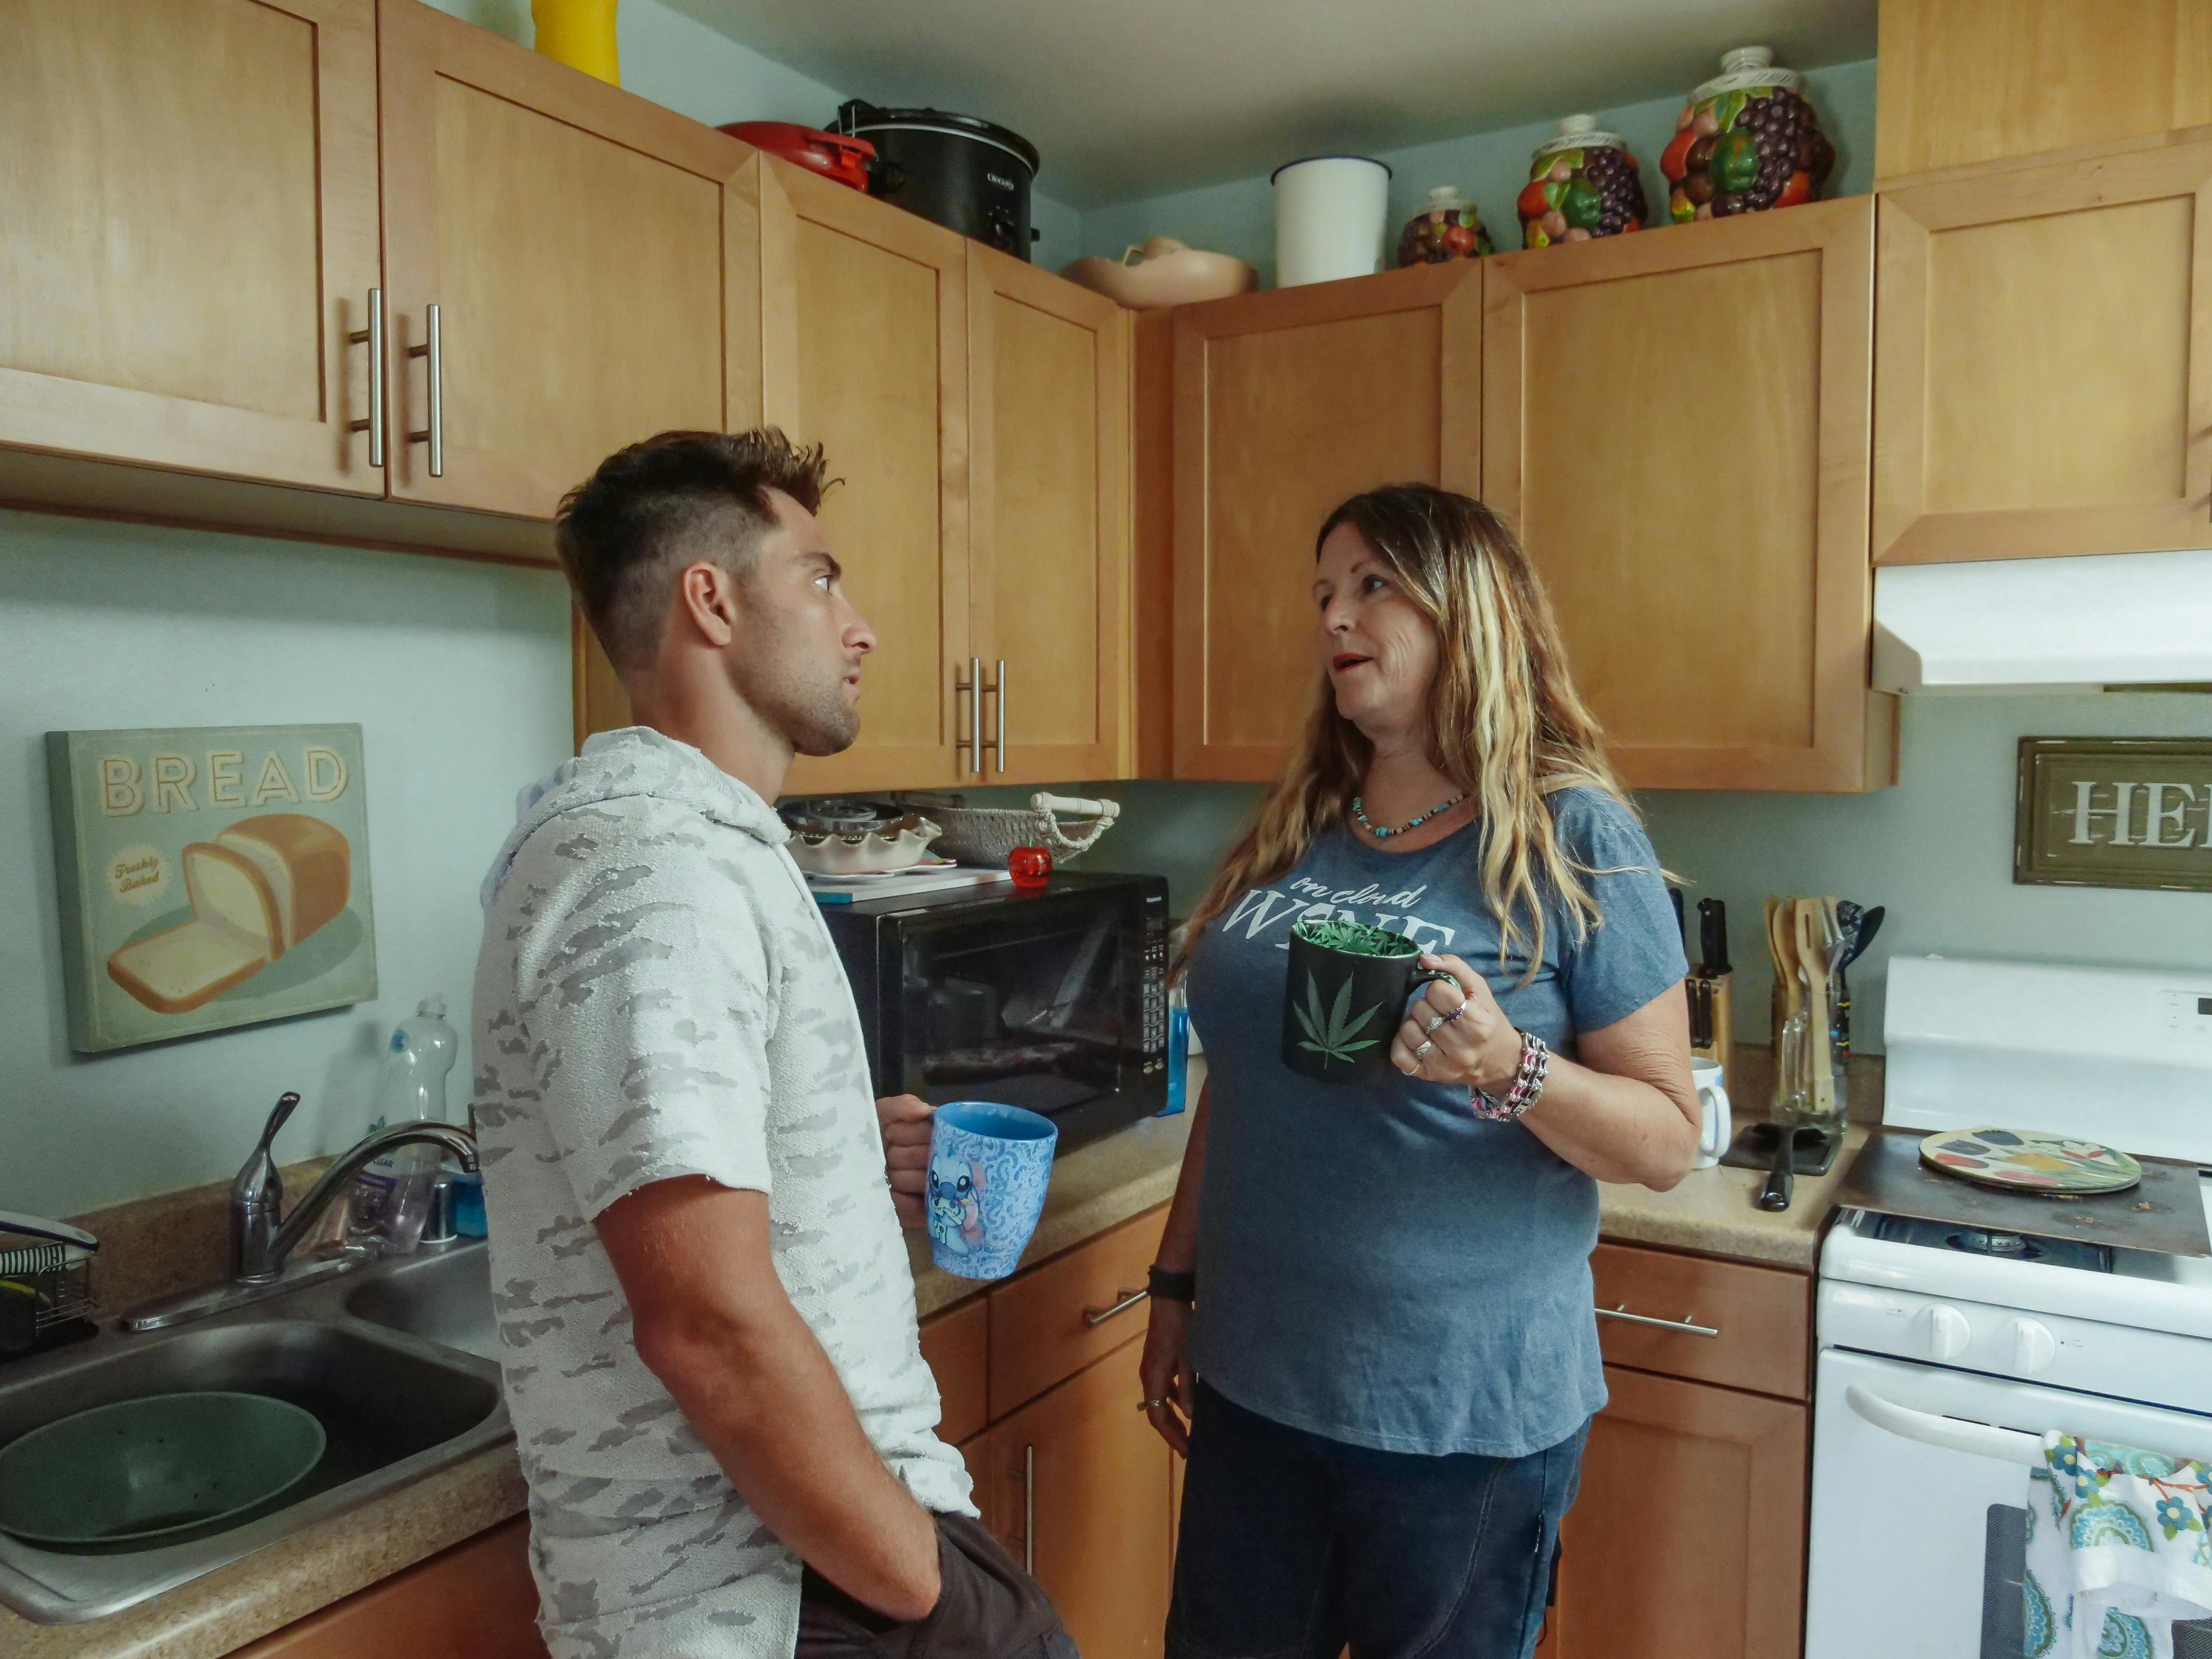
[347,289,384,467]
[1022,1443,1035,1574]
[407,302,443,477]
[1595,1303,1721,1339]
[1082,1285,1148,1328]
[993,659,1007,774]
[957,657,982,774]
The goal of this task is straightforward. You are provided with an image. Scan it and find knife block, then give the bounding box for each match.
[1689,970,1733,1070]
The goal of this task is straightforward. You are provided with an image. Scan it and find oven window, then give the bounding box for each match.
[1985,1502,2212,1658]
[897,910,1132,1115]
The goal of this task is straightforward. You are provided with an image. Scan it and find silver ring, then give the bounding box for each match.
[1413,1039,1435,1061]
[1442,1001,1468,1024]
[1422,1011,1448,1036]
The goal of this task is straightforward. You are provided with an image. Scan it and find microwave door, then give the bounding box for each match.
[910,913,1128,1116]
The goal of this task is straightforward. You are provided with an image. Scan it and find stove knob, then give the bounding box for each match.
[1919,1303,1972,1362]
[2005,1318,2058,1375]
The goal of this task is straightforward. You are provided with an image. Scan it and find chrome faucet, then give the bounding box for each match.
[124,1092,479,1332]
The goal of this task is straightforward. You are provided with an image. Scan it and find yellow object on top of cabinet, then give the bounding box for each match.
[531,0,619,85]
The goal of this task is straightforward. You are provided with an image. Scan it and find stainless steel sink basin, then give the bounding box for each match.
[342,1241,496,1361]
[0,1240,510,1623]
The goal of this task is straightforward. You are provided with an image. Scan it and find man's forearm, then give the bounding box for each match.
[641,1287,941,1620]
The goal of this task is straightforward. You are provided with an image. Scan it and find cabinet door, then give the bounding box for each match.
[1485,199,1887,792]
[1874,138,2212,566]
[1172,264,1481,781]
[1550,1368,1806,1659]
[968,244,1133,785]
[974,1339,1173,1659]
[378,0,750,518]
[0,0,382,492]
[230,1515,547,1657]
[764,159,972,795]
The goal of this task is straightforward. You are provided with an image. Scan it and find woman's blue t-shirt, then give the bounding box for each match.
[1183,787,1685,1459]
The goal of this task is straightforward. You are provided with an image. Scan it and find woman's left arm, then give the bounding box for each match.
[1392,958,1702,1190]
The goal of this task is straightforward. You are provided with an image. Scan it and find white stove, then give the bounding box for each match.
[1805,957,2212,1659]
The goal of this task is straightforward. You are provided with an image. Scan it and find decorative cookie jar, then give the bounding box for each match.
[1398,187,1494,267]
[1516,116,1647,249]
[1662,45,1834,223]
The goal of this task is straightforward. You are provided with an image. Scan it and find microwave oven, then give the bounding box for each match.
[817,871,1171,1154]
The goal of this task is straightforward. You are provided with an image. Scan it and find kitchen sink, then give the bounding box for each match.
[342,1241,496,1361]
[0,1240,510,1623]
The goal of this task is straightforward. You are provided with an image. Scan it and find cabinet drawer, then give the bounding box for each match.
[1589,1242,1809,1401]
[988,1206,1166,1418]
[920,1295,990,1445]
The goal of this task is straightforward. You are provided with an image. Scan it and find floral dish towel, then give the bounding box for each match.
[2025,1432,2212,1658]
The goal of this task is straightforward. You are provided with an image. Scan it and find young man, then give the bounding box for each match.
[472,430,1078,1659]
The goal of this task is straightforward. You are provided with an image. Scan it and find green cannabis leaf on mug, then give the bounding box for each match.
[1294,971,1385,1069]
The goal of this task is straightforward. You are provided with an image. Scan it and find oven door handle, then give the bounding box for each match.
[1844,1384,2045,1468]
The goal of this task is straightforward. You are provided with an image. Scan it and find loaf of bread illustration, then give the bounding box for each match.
[107,814,352,1015]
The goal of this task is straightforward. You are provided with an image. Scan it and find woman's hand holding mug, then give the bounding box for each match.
[1391,954,1523,1095]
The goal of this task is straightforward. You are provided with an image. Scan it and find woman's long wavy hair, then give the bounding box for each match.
[1178,484,1634,979]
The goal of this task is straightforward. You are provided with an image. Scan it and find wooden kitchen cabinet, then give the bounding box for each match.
[0,0,384,493]
[231,1515,547,1657]
[377,0,753,521]
[1171,262,1481,781]
[1548,1366,1807,1659]
[967,243,1134,785]
[1484,198,1890,792]
[765,157,974,795]
[972,1338,1174,1659]
[1876,0,2212,183]
[1874,135,2212,566]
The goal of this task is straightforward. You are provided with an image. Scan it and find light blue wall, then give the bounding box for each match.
[426,0,1081,269]
[1077,59,1876,287]
[0,513,574,1220]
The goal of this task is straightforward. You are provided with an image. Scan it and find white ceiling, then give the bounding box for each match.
[664,0,1878,207]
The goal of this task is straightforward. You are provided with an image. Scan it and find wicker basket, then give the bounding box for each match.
[903,792,1121,868]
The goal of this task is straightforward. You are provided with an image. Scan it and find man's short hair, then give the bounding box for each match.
[554,428,834,673]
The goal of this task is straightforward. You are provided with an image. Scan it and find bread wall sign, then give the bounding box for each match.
[46,725,377,1052]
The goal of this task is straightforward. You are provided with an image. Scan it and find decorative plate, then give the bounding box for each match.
[1919,1127,2142,1195]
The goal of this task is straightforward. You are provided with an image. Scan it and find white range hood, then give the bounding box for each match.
[1871,547,2212,691]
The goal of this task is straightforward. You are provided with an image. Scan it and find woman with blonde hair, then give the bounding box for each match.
[1138,484,1699,1659]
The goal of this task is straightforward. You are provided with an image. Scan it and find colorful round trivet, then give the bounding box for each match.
[1919,1126,2142,1195]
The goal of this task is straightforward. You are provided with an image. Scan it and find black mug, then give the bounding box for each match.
[1281,920,1455,1086]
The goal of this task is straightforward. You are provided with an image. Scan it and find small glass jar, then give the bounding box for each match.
[1007,845,1053,890]
[1397,186,1493,267]
[1516,115,1648,249]
[1662,45,1834,224]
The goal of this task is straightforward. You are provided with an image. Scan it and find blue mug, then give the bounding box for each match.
[927,1101,1057,1280]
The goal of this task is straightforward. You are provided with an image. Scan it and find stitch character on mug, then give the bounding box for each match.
[928,1150,988,1255]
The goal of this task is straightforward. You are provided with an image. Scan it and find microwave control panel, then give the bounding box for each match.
[1139,895,1168,1073]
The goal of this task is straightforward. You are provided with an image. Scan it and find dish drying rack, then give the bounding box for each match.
[0,1212,100,1359]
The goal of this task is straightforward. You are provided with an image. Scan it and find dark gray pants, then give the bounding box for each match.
[797,1511,1080,1659]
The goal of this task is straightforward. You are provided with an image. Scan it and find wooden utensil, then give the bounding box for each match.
[1795,899,1837,1119]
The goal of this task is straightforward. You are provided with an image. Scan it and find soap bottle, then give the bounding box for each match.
[348,996,459,1254]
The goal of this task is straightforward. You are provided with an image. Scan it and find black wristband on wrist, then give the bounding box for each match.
[1147,1264,1196,1304]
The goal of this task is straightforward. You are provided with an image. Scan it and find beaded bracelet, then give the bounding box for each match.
[1472,1031,1550,1122]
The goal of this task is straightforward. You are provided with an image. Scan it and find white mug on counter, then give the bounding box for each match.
[1691,1058,1732,1169]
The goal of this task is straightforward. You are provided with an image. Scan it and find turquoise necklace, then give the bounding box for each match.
[1351,791,1468,840]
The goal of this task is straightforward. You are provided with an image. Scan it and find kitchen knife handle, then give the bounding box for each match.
[1698,897,1730,976]
[347,289,385,467]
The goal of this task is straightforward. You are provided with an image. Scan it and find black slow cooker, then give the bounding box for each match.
[833,100,1041,260]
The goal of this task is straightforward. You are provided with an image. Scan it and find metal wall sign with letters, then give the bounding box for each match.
[2015,737,2212,894]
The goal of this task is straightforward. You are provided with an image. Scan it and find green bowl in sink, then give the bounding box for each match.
[0,1390,325,1549]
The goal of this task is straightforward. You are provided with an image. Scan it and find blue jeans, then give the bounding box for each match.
[1168,1383,1586,1659]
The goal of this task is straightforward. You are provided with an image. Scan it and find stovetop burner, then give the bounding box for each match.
[1868,1212,2115,1273]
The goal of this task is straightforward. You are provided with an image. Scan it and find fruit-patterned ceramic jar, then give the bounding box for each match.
[1517,116,1648,249]
[1662,45,1834,223]
[1398,186,1494,266]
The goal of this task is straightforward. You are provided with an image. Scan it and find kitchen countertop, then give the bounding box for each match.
[17,1045,1861,1656]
